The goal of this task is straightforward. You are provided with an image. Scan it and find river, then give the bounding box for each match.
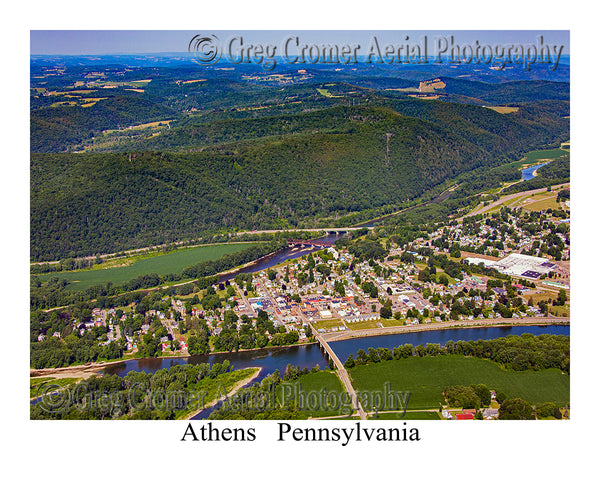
[98,231,568,418]
[101,324,569,418]
[217,232,344,283]
[521,162,550,181]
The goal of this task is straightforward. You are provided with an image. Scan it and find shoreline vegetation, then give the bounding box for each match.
[30,317,569,378]
[182,367,261,420]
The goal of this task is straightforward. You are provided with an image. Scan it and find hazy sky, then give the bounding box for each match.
[31,30,569,55]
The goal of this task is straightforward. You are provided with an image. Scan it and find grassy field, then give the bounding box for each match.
[313,319,346,330]
[349,355,569,410]
[36,242,262,291]
[484,106,519,114]
[492,148,568,176]
[277,370,347,418]
[523,148,568,163]
[346,318,405,331]
[521,195,561,212]
[486,189,563,215]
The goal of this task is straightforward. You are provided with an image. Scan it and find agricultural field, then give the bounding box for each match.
[277,370,346,418]
[408,95,440,100]
[103,119,174,134]
[316,88,342,98]
[484,106,520,114]
[348,355,570,410]
[496,147,568,175]
[522,148,568,164]
[35,242,263,291]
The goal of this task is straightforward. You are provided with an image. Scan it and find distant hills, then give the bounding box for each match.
[30,61,569,261]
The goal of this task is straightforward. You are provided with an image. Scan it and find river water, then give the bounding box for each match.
[521,162,550,181]
[217,232,344,283]
[101,324,569,418]
[98,231,568,418]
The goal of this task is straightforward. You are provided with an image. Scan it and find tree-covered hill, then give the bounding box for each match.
[31,102,568,261]
[30,96,177,153]
[88,98,568,155]
[436,77,570,104]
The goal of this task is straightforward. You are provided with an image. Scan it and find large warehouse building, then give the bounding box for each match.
[465,253,556,279]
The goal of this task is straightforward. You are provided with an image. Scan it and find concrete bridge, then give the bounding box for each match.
[310,324,367,420]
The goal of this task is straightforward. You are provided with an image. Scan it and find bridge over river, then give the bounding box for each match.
[310,324,367,420]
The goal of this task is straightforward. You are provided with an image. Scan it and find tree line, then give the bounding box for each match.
[344,333,570,373]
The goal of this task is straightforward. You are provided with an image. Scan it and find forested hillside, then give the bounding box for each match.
[31,96,176,152]
[31,101,568,260]
[30,62,569,261]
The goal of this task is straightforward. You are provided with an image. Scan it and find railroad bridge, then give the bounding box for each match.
[287,239,333,247]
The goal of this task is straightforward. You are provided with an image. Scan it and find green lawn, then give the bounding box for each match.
[313,319,345,330]
[35,243,262,291]
[348,355,569,410]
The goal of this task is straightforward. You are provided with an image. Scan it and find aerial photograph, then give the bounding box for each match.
[29,29,571,423]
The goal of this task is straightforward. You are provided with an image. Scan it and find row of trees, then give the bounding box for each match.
[344,334,570,373]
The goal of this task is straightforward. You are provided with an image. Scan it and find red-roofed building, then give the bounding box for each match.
[456,413,474,420]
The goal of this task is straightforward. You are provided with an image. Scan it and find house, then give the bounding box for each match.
[483,408,499,419]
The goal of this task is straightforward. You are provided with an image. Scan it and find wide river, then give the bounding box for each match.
[101,232,569,417]
[100,231,568,418]
[102,324,569,418]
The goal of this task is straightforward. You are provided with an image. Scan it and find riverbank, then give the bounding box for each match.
[216,246,287,278]
[182,367,261,420]
[30,318,568,378]
[322,316,570,342]
[30,340,319,378]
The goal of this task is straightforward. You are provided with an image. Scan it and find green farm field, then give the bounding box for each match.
[35,242,262,291]
[277,370,347,418]
[348,355,569,410]
[522,148,568,163]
